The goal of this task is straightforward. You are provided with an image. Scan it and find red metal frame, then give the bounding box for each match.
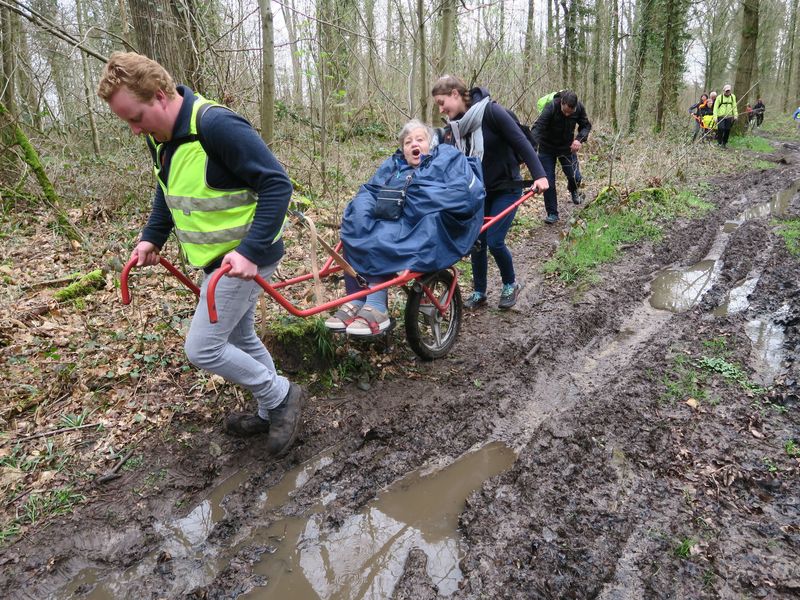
[121,256,200,304]
[119,188,538,322]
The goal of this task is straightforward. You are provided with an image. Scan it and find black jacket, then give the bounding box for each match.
[532,98,592,155]
[440,87,546,191]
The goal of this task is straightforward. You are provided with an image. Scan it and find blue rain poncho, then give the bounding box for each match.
[340,143,485,276]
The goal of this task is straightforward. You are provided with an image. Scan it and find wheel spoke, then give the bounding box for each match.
[431,321,443,346]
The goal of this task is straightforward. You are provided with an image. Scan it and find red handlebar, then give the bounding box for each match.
[120,256,201,304]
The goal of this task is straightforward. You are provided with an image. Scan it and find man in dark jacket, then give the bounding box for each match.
[752,98,765,127]
[532,90,592,224]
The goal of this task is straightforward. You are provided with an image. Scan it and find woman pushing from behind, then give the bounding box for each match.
[431,75,549,310]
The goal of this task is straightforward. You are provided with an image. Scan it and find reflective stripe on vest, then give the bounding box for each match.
[151,95,262,267]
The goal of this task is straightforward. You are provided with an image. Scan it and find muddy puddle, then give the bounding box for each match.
[245,442,516,598]
[650,179,799,313]
[745,304,789,386]
[60,443,516,598]
[649,259,719,312]
[61,450,337,598]
[713,273,761,316]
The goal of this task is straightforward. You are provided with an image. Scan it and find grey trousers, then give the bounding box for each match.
[185,262,289,420]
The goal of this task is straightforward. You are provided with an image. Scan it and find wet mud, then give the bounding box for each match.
[2,144,799,599]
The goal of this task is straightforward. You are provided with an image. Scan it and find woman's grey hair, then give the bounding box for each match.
[398,119,433,146]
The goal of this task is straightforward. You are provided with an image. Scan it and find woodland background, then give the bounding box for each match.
[1,0,799,547]
[0,0,798,204]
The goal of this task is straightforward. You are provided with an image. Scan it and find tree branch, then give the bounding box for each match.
[0,0,108,63]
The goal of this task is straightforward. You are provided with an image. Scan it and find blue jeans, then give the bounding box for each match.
[184,262,289,420]
[472,189,519,294]
[538,151,581,217]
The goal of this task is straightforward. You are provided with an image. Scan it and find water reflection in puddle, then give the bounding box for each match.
[746,305,788,386]
[713,274,760,316]
[245,442,517,599]
[649,260,718,312]
[740,179,798,220]
[650,179,799,314]
[61,444,514,599]
[63,450,337,598]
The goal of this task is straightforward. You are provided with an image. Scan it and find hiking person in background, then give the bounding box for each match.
[689,93,712,141]
[752,98,765,127]
[97,52,304,455]
[794,106,800,131]
[431,75,549,310]
[713,84,737,147]
[531,90,592,224]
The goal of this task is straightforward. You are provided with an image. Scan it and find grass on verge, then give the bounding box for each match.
[727,135,774,153]
[774,219,800,256]
[753,159,777,170]
[543,186,713,285]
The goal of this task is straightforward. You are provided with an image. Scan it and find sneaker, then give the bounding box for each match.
[324,301,361,331]
[345,305,391,336]
[225,412,270,437]
[463,292,487,310]
[544,213,559,224]
[266,383,305,457]
[498,282,521,309]
[570,190,583,205]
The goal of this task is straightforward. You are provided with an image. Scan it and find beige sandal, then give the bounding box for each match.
[345,305,391,336]
[324,301,361,331]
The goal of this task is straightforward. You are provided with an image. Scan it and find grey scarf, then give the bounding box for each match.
[449,96,491,160]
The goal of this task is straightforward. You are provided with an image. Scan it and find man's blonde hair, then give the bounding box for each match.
[97,52,176,102]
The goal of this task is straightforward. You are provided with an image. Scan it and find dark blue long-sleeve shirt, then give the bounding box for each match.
[445,87,546,191]
[140,86,292,270]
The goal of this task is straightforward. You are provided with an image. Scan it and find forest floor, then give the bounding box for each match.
[1,128,799,599]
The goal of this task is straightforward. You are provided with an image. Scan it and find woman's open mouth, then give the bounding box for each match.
[412,149,421,157]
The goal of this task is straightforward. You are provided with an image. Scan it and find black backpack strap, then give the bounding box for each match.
[169,101,215,148]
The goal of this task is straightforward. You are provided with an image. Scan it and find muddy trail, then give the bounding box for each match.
[2,142,799,599]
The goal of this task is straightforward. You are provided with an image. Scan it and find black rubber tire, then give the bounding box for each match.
[404,270,462,360]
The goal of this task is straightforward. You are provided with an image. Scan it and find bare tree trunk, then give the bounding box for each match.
[795,8,800,102]
[432,0,456,122]
[560,0,572,86]
[523,0,536,84]
[1,6,19,114]
[75,0,100,155]
[385,0,394,65]
[417,0,428,120]
[259,0,274,146]
[14,12,41,130]
[655,0,682,132]
[733,0,759,135]
[126,0,198,88]
[610,0,620,130]
[365,0,378,97]
[784,0,798,110]
[281,0,303,105]
[627,0,653,132]
[117,0,131,49]
[590,0,603,114]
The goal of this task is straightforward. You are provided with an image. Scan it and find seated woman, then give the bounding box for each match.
[325,119,485,336]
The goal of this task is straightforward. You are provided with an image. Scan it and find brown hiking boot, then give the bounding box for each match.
[224,412,270,437]
[266,383,305,457]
